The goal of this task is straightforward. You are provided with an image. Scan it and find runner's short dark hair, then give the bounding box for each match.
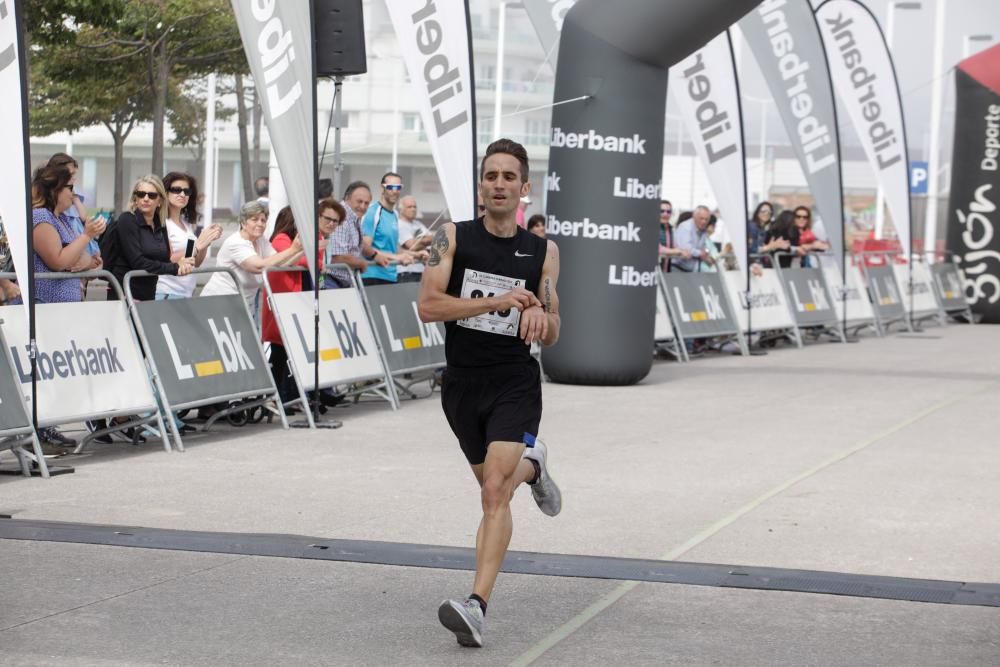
[480,138,529,183]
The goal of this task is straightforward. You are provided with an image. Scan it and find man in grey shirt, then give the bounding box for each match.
[672,205,716,272]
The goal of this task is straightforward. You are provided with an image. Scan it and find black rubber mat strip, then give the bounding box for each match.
[1,518,997,608]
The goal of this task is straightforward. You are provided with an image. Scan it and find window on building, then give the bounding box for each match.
[478,117,494,145]
[524,119,549,145]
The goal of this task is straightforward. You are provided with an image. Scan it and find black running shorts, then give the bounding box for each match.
[440,362,542,465]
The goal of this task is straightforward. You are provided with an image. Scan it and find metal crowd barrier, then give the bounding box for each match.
[261,264,398,430]
[124,267,289,451]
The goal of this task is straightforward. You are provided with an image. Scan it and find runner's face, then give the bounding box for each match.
[479,153,527,217]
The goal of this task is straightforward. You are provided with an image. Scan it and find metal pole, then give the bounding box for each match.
[333,76,344,202]
[493,1,509,141]
[203,73,216,227]
[923,0,947,257]
[391,60,400,172]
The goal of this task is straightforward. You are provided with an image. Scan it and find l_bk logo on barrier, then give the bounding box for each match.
[789,280,830,312]
[160,318,254,380]
[673,285,726,322]
[379,303,444,352]
[872,275,901,306]
[11,338,125,383]
[292,309,368,363]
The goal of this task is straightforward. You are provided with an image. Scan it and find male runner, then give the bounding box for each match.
[418,138,562,648]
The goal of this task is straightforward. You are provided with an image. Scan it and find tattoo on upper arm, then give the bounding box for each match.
[427,228,449,267]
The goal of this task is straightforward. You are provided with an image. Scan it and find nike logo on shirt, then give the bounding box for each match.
[514,251,533,257]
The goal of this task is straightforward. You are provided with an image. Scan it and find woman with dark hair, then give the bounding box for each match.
[259,201,339,405]
[30,164,107,452]
[792,206,830,267]
[526,213,546,239]
[747,201,773,257]
[31,164,105,304]
[764,210,803,268]
[107,175,194,301]
[155,172,222,300]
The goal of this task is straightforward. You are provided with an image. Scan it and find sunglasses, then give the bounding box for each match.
[63,184,75,193]
[320,214,341,225]
[168,186,192,196]
[134,190,160,200]
[795,213,810,219]
[384,184,403,192]
[660,208,672,214]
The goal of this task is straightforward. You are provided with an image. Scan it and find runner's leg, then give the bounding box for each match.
[471,441,536,602]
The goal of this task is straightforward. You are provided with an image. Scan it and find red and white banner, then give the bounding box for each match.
[389,0,477,222]
[817,0,911,255]
[0,0,32,318]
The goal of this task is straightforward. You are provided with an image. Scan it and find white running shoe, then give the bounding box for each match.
[523,438,562,517]
[438,598,484,647]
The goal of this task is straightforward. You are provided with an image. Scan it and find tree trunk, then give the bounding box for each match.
[150,39,169,174]
[252,88,263,182]
[109,124,125,213]
[235,75,253,201]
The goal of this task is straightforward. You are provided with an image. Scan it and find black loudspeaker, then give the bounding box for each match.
[314,0,367,77]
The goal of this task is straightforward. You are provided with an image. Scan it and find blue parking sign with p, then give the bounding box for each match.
[910,161,929,194]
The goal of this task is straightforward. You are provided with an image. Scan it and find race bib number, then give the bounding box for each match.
[457,269,522,336]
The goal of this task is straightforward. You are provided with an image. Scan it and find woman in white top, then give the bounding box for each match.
[200,201,304,319]
[156,172,222,299]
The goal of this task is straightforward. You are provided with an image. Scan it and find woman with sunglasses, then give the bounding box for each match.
[155,172,222,300]
[793,206,829,267]
[29,165,107,452]
[260,202,340,406]
[109,175,194,301]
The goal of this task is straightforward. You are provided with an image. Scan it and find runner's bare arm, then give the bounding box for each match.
[533,240,560,346]
[418,224,540,323]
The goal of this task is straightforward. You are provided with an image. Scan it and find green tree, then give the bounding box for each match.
[28,33,151,211]
[55,0,244,174]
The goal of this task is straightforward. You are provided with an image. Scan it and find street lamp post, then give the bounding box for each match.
[876,1,922,241]
[493,1,524,141]
[924,0,948,257]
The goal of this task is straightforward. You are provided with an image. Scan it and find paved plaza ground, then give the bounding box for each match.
[1,324,998,665]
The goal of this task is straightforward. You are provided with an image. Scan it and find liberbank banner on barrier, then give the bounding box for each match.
[363,282,446,374]
[893,262,940,317]
[778,267,838,327]
[0,0,32,315]
[820,262,875,324]
[945,44,1000,323]
[390,1,476,222]
[231,1,318,275]
[271,288,384,391]
[739,0,844,263]
[817,0,911,254]
[670,32,748,274]
[0,320,31,434]
[931,264,968,313]
[0,303,155,426]
[723,269,795,332]
[134,296,274,407]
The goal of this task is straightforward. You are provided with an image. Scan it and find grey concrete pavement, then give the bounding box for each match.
[1,324,998,664]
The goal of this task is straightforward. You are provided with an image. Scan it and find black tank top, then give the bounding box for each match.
[445,218,547,368]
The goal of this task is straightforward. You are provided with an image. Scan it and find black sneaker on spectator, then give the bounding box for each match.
[39,427,75,456]
[85,420,114,444]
